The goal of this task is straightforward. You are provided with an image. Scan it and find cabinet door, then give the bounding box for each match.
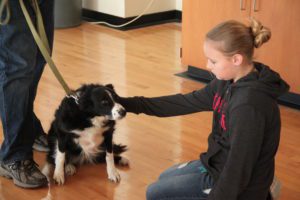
[252,0,300,93]
[182,0,251,69]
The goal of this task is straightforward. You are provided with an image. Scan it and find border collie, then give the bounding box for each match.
[42,84,128,185]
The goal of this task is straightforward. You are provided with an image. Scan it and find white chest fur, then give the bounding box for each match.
[71,117,110,163]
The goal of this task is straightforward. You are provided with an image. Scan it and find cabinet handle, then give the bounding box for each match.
[240,0,246,10]
[253,0,259,12]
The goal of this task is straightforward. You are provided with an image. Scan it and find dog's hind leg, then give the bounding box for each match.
[114,155,129,166]
[65,164,76,176]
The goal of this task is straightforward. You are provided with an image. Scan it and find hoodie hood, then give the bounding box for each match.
[234,62,290,99]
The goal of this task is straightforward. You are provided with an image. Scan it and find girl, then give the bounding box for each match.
[118,19,289,200]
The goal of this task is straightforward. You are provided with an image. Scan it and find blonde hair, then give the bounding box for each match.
[205,18,271,63]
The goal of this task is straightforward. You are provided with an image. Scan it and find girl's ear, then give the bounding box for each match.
[231,54,244,66]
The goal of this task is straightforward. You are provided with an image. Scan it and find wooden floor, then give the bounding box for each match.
[0,22,299,200]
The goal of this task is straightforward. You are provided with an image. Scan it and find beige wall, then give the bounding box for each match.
[83,0,182,18]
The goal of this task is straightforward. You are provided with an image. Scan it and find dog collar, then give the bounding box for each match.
[66,93,79,105]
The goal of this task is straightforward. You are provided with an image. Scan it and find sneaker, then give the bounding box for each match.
[33,132,49,152]
[0,159,48,188]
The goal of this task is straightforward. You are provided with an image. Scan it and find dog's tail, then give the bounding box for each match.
[95,144,127,163]
[113,144,127,155]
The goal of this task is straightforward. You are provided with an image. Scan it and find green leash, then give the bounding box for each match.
[17,0,73,95]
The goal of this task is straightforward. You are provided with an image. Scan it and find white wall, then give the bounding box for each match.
[125,0,174,17]
[83,0,125,17]
[176,0,182,11]
[83,0,182,18]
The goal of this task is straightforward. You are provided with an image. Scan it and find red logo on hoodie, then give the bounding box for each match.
[213,93,227,131]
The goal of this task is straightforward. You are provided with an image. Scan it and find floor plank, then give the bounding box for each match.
[0,22,299,200]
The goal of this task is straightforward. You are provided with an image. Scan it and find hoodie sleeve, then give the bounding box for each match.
[208,105,266,199]
[119,79,218,117]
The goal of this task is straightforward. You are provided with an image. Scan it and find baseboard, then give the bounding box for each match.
[82,9,182,30]
[176,66,300,110]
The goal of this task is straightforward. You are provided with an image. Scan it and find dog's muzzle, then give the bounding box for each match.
[111,103,126,120]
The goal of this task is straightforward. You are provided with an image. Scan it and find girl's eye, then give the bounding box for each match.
[101,100,109,106]
[210,60,216,64]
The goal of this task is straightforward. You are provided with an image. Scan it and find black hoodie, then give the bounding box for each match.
[119,62,289,200]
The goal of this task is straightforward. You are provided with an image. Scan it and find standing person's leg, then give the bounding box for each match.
[146,160,214,200]
[0,0,48,188]
[0,0,38,164]
[31,0,54,152]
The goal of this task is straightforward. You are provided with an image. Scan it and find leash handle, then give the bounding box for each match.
[0,0,10,25]
[19,0,73,95]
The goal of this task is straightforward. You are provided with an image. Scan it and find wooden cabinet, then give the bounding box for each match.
[182,0,300,94]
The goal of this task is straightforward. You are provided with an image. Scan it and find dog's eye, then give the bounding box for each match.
[101,100,109,106]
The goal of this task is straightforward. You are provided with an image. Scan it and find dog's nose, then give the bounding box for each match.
[118,109,126,117]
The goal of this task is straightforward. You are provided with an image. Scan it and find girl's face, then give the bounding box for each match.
[203,40,238,81]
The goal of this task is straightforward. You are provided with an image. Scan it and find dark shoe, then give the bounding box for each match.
[0,159,48,188]
[33,132,49,152]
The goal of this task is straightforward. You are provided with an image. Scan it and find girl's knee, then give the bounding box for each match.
[146,183,158,200]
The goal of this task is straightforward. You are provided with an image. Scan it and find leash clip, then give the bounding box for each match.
[66,93,79,105]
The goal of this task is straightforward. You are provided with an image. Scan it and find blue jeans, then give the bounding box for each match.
[146,160,214,200]
[0,0,54,163]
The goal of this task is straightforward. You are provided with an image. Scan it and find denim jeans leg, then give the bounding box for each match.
[0,1,38,163]
[29,0,54,138]
[146,160,214,200]
[159,160,207,180]
[147,174,213,200]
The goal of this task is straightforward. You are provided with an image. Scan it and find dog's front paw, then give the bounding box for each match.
[53,169,65,185]
[65,164,76,176]
[107,168,121,183]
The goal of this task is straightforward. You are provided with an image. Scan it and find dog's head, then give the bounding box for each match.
[74,84,126,120]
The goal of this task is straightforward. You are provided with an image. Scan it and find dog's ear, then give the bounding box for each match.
[105,84,114,90]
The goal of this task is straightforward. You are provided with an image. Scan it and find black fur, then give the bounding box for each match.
[46,83,127,170]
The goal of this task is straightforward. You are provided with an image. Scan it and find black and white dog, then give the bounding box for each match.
[42,84,128,185]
